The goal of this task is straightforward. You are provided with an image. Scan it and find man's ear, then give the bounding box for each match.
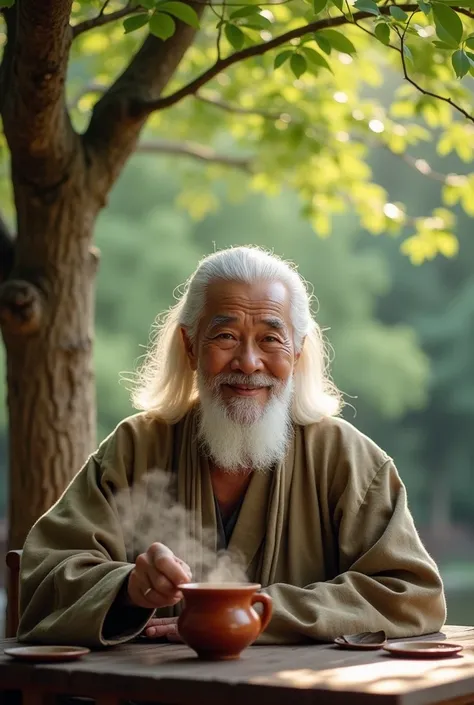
[181,327,198,371]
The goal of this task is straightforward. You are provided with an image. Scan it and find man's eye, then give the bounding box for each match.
[216,333,235,340]
[263,336,279,343]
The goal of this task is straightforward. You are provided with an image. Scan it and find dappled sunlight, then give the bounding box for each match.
[250,652,474,695]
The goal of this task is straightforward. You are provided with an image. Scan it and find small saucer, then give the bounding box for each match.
[4,646,90,662]
[383,641,463,659]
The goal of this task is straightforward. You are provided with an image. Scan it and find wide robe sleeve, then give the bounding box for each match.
[259,460,446,644]
[18,417,158,647]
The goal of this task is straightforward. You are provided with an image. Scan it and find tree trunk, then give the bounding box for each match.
[0,0,202,557]
[1,159,99,550]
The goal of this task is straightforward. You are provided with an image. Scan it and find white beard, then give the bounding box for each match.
[196,369,294,473]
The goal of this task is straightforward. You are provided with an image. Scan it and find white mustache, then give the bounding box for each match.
[210,373,278,390]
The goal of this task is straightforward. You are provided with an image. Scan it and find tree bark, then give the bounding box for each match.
[0,0,99,551]
[0,2,202,552]
[1,153,100,550]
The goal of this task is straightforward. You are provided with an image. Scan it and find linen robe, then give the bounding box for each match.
[18,408,446,647]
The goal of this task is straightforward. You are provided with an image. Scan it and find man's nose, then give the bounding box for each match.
[230,342,264,375]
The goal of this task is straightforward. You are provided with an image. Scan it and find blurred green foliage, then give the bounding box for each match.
[3,0,474,255]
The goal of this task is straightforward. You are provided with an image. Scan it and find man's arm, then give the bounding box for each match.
[18,426,156,648]
[259,461,446,644]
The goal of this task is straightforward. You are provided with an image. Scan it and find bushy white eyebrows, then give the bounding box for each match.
[206,314,287,335]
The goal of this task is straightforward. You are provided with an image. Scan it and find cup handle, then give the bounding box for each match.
[251,593,273,634]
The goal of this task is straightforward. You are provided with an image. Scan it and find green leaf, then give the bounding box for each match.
[432,3,463,46]
[465,50,474,74]
[438,0,474,6]
[157,1,200,28]
[452,48,470,76]
[225,23,245,49]
[230,5,262,18]
[149,11,176,39]
[318,29,356,52]
[274,49,293,68]
[417,0,431,13]
[314,34,332,54]
[374,22,391,44]
[390,5,409,20]
[313,0,328,13]
[331,0,345,10]
[353,0,380,14]
[0,0,15,6]
[433,39,458,49]
[403,43,414,64]
[302,47,333,71]
[123,13,149,33]
[241,13,272,28]
[465,36,474,49]
[290,53,307,78]
[140,0,156,8]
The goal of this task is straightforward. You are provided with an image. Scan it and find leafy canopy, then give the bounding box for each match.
[2,0,474,261]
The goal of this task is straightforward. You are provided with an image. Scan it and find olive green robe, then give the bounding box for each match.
[18,409,446,647]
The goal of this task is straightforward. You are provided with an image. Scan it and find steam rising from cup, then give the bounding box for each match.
[115,470,248,584]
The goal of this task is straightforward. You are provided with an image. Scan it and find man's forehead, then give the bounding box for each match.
[204,279,290,310]
[200,280,292,333]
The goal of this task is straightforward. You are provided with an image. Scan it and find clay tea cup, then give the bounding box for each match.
[178,582,272,661]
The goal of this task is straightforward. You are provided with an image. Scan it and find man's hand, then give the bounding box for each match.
[127,542,192,609]
[143,616,182,642]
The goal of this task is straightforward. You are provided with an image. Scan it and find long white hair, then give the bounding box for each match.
[131,246,342,424]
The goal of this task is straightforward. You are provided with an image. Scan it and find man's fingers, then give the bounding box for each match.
[146,617,178,627]
[167,631,183,643]
[132,570,180,608]
[174,557,192,580]
[144,617,180,639]
[141,585,182,608]
[129,544,191,610]
[151,547,191,587]
[145,624,176,638]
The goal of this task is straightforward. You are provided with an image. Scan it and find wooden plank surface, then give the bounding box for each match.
[0,626,472,705]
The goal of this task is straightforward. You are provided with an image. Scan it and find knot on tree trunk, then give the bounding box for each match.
[0,279,44,335]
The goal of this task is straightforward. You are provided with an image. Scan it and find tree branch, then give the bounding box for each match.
[374,141,467,185]
[392,151,468,185]
[83,2,206,198]
[195,92,283,119]
[68,82,107,110]
[136,138,252,170]
[0,213,15,284]
[1,1,79,183]
[352,9,474,126]
[133,4,424,115]
[397,25,474,124]
[99,0,112,15]
[72,2,137,39]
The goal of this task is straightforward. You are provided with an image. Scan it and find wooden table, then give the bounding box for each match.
[0,626,473,705]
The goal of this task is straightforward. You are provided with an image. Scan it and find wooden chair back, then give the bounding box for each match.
[5,550,22,638]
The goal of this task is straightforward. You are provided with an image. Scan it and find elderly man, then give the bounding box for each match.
[18,246,446,647]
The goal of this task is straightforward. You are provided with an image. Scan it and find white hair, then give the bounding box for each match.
[131,246,342,424]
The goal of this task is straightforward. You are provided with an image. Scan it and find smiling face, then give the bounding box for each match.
[184,279,298,422]
[181,279,298,471]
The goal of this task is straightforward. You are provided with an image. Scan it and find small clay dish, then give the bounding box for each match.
[334,630,387,650]
[4,646,90,662]
[383,641,463,659]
